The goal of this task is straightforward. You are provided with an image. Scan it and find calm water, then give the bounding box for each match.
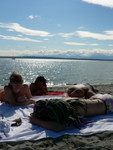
[0,58,113,88]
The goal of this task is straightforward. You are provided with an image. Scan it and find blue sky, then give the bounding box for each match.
[1,0,113,59]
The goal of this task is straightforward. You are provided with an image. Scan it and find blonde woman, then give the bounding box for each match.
[1,72,35,106]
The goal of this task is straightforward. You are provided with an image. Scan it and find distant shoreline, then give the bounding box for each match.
[0,56,113,61]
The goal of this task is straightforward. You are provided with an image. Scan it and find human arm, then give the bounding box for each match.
[16,84,35,104]
[85,90,95,98]
[30,83,48,96]
[4,85,19,106]
[39,85,48,95]
[66,87,75,97]
[24,84,32,99]
[16,96,35,105]
[4,85,35,106]
[30,83,37,96]
[29,115,66,132]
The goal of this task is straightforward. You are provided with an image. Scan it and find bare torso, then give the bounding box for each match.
[84,99,106,117]
[62,97,106,117]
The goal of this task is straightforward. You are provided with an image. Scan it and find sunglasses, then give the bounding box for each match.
[11,80,23,84]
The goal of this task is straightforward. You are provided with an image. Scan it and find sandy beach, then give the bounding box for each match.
[1,84,113,150]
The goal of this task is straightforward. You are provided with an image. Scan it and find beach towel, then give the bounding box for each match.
[48,91,64,95]
[0,95,113,142]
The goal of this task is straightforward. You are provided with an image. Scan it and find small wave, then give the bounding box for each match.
[47,82,67,87]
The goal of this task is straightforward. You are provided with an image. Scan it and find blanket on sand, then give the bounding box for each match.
[0,95,113,142]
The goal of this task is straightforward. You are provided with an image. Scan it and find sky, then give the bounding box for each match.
[1,0,113,59]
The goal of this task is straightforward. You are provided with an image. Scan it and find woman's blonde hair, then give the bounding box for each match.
[9,72,23,84]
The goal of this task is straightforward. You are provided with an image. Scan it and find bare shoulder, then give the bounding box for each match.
[22,84,30,90]
[30,83,35,88]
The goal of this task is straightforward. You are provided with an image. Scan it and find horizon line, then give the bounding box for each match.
[0,56,113,61]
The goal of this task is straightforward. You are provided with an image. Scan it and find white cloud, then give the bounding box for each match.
[105,30,113,35]
[59,30,113,41]
[82,0,113,8]
[109,44,113,46]
[64,42,99,46]
[28,15,34,19]
[28,15,41,20]
[63,48,113,57]
[0,35,42,42]
[43,38,49,40]
[1,48,113,57]
[58,32,76,38]
[78,26,85,29]
[76,30,113,40]
[17,34,23,37]
[0,50,24,56]
[0,23,52,37]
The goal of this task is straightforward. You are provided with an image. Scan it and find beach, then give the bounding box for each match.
[1,84,113,150]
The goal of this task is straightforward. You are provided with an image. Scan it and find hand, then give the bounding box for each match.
[30,99,36,104]
[29,115,38,124]
[25,99,36,105]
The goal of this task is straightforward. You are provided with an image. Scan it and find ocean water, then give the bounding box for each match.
[0,58,113,88]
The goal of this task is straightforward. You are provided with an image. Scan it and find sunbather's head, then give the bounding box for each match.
[32,100,50,120]
[35,76,47,86]
[67,88,85,98]
[9,72,23,84]
[9,72,23,92]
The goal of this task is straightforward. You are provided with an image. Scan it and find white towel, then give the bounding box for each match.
[0,95,113,142]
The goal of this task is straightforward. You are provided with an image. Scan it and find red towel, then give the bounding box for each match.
[47,91,64,95]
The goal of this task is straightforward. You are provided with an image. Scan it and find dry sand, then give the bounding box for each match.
[1,84,113,150]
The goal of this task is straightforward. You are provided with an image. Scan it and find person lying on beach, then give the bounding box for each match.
[65,83,98,98]
[0,72,35,106]
[30,75,48,96]
[29,93,112,132]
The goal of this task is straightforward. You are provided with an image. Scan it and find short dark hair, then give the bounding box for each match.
[35,76,47,86]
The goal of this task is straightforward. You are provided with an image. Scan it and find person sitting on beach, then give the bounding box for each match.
[0,72,35,106]
[29,93,113,132]
[65,83,98,99]
[30,75,48,96]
